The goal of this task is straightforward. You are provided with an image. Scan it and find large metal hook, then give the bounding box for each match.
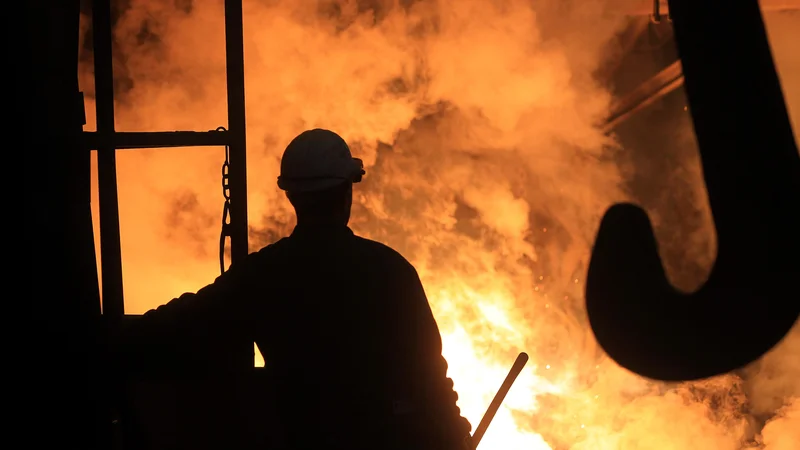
[585,0,800,381]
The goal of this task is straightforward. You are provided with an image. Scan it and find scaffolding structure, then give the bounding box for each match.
[84,0,250,324]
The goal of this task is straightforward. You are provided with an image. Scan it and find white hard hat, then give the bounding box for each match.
[277,129,365,193]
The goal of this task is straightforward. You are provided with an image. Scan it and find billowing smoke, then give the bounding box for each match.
[80,1,800,449]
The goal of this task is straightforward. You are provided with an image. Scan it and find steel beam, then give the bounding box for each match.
[92,0,125,321]
[603,60,684,133]
[223,0,249,266]
[83,130,229,150]
[222,0,253,370]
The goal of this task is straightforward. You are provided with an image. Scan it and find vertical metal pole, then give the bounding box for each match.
[92,0,125,321]
[91,2,125,449]
[223,0,249,264]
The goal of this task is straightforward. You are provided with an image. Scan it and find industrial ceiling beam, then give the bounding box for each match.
[610,0,800,15]
[603,0,800,131]
[603,60,684,133]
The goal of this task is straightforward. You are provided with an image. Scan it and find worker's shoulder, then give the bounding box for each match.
[249,236,293,259]
[237,234,417,273]
[228,237,290,271]
[350,234,416,271]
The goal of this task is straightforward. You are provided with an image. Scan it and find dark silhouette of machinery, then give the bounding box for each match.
[21,0,799,448]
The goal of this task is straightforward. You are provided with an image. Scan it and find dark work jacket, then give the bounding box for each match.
[114,224,472,450]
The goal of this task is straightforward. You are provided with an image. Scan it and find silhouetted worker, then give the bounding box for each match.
[115,129,473,450]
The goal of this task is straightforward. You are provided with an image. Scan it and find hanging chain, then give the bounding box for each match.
[218,126,232,275]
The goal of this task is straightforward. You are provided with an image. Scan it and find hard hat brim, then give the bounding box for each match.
[278,177,349,193]
[278,156,364,193]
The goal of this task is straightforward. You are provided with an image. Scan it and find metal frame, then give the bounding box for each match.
[88,0,249,321]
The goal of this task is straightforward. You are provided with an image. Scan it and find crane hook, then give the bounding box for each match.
[585,0,800,381]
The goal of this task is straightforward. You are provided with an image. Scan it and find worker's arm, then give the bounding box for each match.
[392,262,473,445]
[111,251,266,375]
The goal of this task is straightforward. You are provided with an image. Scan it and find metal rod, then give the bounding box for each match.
[605,76,685,132]
[223,0,249,265]
[92,0,125,321]
[83,130,230,150]
[603,60,685,133]
[471,352,529,449]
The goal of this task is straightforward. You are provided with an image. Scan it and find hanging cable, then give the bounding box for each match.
[651,0,662,24]
[217,126,232,275]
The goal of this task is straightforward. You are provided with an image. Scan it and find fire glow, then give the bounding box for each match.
[81,1,800,449]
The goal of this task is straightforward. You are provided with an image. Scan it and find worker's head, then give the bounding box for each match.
[277,129,365,226]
